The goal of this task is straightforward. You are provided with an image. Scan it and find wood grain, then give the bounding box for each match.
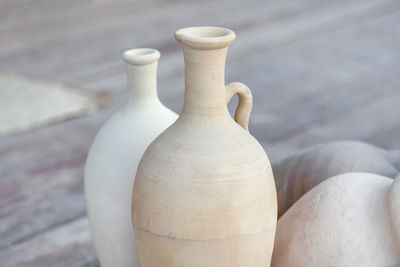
[0,217,97,267]
[0,0,399,265]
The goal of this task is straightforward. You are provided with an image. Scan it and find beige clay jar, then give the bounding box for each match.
[132,27,277,267]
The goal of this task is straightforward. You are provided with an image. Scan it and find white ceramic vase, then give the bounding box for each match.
[84,48,178,267]
[132,26,277,267]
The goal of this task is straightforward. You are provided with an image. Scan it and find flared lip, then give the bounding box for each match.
[123,48,160,65]
[175,26,236,50]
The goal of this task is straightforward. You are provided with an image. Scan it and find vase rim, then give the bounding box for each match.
[123,48,160,66]
[175,26,236,50]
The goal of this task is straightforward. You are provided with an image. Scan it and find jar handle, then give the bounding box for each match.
[226,82,253,131]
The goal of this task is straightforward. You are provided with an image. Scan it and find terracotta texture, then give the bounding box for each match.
[132,27,277,267]
[273,141,400,217]
[84,48,177,267]
[272,172,400,266]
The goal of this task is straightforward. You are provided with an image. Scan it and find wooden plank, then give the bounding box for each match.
[70,0,400,97]
[0,217,97,267]
[165,10,400,143]
[0,156,85,250]
[267,88,400,161]
[231,10,400,145]
[2,0,396,89]
[72,0,400,97]
[0,0,161,43]
[62,0,400,87]
[45,0,400,85]
[0,149,82,251]
[231,0,400,59]
[0,0,238,63]
[0,0,164,74]
[0,102,119,250]
[0,109,110,180]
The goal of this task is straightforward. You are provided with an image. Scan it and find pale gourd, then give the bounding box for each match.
[272,172,400,267]
[273,141,400,217]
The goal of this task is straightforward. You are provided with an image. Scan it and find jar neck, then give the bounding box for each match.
[125,60,160,106]
[181,46,230,118]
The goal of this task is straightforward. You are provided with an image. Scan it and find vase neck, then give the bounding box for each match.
[181,46,230,118]
[123,48,161,106]
[175,27,236,120]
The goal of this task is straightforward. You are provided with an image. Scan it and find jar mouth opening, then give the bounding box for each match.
[123,48,160,65]
[175,26,236,50]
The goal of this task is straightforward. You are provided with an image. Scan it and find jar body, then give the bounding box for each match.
[85,104,177,267]
[132,116,277,266]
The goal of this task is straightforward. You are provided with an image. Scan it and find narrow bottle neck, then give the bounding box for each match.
[181,46,230,118]
[125,61,159,106]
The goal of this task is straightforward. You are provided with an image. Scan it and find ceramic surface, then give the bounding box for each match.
[132,27,277,267]
[84,48,177,267]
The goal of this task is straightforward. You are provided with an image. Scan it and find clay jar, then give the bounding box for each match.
[132,27,277,267]
[84,48,177,267]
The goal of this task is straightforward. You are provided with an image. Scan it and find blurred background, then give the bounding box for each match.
[0,0,399,266]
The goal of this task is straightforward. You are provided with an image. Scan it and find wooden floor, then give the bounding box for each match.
[0,0,399,266]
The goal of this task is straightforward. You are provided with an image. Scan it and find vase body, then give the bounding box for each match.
[132,27,277,267]
[84,48,178,267]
